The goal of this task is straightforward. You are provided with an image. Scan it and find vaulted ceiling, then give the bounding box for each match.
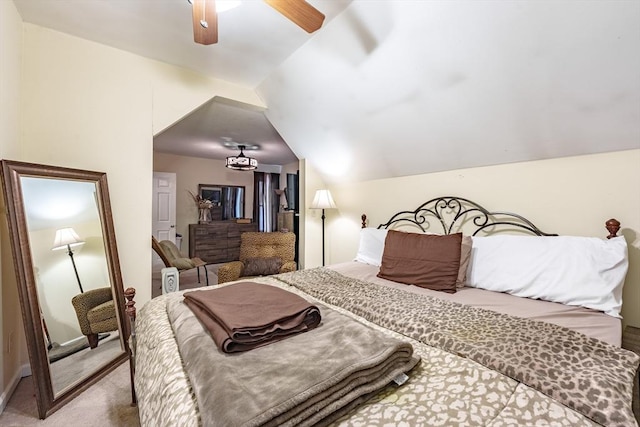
[14,0,640,183]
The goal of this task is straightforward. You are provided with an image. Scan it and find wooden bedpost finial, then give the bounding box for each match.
[124,287,137,324]
[361,214,367,228]
[605,218,620,239]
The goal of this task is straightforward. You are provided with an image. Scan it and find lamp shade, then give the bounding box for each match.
[310,189,337,209]
[52,228,85,250]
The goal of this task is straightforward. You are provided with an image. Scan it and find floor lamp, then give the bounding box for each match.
[310,189,337,266]
[52,227,86,293]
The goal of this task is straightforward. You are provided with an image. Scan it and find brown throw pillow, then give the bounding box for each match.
[378,230,462,293]
[457,236,472,288]
[243,257,283,277]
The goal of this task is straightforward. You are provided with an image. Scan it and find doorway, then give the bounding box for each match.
[152,172,177,244]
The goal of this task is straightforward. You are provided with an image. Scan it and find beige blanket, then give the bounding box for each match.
[167,288,420,427]
[183,282,321,352]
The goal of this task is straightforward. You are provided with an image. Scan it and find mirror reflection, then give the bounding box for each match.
[21,177,124,396]
[1,159,130,419]
[198,183,245,220]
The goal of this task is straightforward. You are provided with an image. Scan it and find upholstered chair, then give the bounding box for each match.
[152,236,209,285]
[71,287,118,349]
[217,232,297,284]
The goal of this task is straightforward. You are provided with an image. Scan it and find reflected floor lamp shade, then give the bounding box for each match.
[310,189,337,266]
[52,227,85,293]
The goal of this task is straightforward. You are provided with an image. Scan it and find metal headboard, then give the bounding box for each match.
[363,196,558,236]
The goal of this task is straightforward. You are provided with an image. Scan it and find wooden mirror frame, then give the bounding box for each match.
[0,160,130,419]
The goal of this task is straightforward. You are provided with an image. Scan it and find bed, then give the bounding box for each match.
[128,196,639,426]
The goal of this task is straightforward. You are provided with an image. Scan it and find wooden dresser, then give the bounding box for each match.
[188,221,258,263]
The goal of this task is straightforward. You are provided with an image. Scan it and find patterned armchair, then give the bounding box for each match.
[218,232,297,284]
[71,287,118,349]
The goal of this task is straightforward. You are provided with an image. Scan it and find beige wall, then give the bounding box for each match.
[1,21,264,407]
[20,23,155,313]
[19,23,262,303]
[321,149,640,328]
[0,0,26,407]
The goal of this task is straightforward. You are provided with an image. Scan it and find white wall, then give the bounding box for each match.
[0,0,26,410]
[260,1,640,184]
[321,149,640,328]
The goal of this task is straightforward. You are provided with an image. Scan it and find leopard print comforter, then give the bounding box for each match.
[276,268,639,427]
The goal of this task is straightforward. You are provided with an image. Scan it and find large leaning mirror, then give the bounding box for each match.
[0,160,129,419]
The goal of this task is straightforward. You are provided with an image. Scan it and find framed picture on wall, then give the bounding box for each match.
[199,185,222,206]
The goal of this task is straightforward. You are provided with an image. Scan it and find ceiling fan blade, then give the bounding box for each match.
[264,0,325,33]
[192,0,218,45]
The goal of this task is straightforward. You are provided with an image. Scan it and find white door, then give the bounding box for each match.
[152,172,177,243]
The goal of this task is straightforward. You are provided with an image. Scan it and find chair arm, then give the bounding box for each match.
[71,287,113,335]
[280,261,297,274]
[217,261,244,284]
[171,257,196,270]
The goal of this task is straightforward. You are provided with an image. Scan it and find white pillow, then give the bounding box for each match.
[354,228,388,266]
[466,235,629,317]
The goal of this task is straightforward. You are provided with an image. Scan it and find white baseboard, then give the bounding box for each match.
[21,363,31,377]
[59,335,85,347]
[0,363,29,414]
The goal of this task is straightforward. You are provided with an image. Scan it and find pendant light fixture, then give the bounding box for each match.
[226,145,258,171]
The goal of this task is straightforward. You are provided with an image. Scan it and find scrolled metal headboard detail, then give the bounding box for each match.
[362,196,558,236]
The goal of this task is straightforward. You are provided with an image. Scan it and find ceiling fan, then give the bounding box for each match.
[190,0,326,45]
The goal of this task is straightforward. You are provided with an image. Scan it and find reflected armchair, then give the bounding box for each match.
[152,236,209,285]
[71,287,117,349]
[218,232,297,284]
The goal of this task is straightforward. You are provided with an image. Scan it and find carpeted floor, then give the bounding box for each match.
[48,333,110,363]
[0,362,139,426]
[2,259,289,425]
[50,334,124,395]
[0,260,221,426]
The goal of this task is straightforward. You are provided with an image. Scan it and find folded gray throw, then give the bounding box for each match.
[184,282,321,352]
[167,289,420,427]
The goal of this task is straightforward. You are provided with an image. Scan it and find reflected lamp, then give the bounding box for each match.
[52,227,85,293]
